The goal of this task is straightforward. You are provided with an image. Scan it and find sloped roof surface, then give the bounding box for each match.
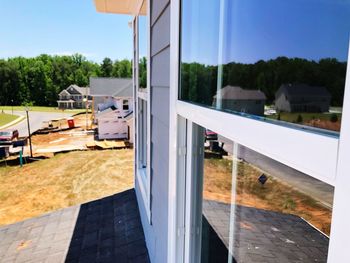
[214,86,266,100]
[279,83,331,97]
[66,85,90,95]
[90,77,133,97]
[0,189,149,262]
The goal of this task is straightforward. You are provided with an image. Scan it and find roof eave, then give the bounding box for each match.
[94,0,146,16]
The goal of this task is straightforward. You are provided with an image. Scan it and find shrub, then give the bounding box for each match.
[296,114,303,123]
[283,197,296,210]
[330,113,338,123]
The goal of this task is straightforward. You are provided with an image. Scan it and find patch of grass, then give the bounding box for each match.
[0,149,134,226]
[0,106,85,113]
[0,113,19,127]
[283,197,296,210]
[267,112,342,123]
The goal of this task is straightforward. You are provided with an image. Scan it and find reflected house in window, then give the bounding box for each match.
[275,83,331,113]
[213,86,266,116]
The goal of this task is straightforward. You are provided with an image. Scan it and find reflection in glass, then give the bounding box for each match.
[198,127,333,262]
[138,12,147,89]
[180,0,350,133]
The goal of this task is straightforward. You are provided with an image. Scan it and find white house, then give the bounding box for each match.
[90,77,133,140]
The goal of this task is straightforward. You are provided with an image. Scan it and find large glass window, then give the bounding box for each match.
[180,0,350,134]
[136,1,148,173]
[138,97,147,169]
[193,126,334,262]
[139,11,147,89]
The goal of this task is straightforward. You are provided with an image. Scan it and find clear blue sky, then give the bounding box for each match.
[0,0,133,63]
[182,0,350,65]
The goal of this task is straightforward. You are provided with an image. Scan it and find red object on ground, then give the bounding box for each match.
[67,118,75,128]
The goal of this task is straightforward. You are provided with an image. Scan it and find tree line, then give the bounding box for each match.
[181,57,347,106]
[0,54,133,107]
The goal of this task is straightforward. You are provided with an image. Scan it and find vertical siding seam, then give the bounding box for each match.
[151,44,171,58]
[151,1,171,27]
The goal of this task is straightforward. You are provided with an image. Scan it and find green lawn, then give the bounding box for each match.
[0,113,19,127]
[0,106,85,113]
[266,112,342,123]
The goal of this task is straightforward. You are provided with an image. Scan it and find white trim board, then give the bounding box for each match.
[176,100,338,186]
[167,0,181,260]
[133,0,152,225]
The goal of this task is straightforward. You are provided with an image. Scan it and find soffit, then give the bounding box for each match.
[94,0,146,15]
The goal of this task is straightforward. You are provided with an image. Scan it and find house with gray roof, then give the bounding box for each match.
[275,83,331,113]
[213,86,266,116]
[57,84,91,109]
[89,77,133,113]
[90,77,133,141]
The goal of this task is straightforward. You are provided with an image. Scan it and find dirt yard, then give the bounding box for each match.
[203,157,332,235]
[0,149,134,226]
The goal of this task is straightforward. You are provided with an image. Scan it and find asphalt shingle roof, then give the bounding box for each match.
[277,83,331,98]
[203,200,329,262]
[214,86,266,100]
[66,85,90,95]
[90,77,133,97]
[0,189,149,263]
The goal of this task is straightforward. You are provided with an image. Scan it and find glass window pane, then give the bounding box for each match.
[197,126,334,262]
[180,0,350,134]
[139,8,147,89]
[137,98,147,169]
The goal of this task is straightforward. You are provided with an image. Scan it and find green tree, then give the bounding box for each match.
[330,113,338,123]
[101,57,113,77]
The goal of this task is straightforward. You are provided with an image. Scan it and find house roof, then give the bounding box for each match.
[58,89,70,96]
[67,85,90,95]
[214,86,266,100]
[0,189,149,262]
[94,0,146,15]
[59,85,90,96]
[277,83,331,98]
[90,77,133,97]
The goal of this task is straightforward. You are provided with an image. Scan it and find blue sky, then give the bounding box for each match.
[0,0,133,63]
[182,0,350,65]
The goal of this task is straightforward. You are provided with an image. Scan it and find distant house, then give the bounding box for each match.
[89,77,133,141]
[57,84,92,109]
[89,77,133,114]
[275,83,331,113]
[213,86,266,116]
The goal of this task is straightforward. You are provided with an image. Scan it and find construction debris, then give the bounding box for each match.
[86,140,126,149]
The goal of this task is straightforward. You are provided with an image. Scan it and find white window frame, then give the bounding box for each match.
[134,0,152,224]
[168,0,350,261]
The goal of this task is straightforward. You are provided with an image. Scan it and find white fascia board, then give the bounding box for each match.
[177,100,338,186]
[59,89,70,96]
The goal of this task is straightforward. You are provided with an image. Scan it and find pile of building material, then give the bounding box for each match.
[86,140,126,149]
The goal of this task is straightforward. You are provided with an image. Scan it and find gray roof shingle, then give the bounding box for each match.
[277,83,331,98]
[214,86,266,100]
[0,189,149,263]
[89,77,133,97]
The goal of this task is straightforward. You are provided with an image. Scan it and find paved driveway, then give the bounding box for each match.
[2,110,74,137]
